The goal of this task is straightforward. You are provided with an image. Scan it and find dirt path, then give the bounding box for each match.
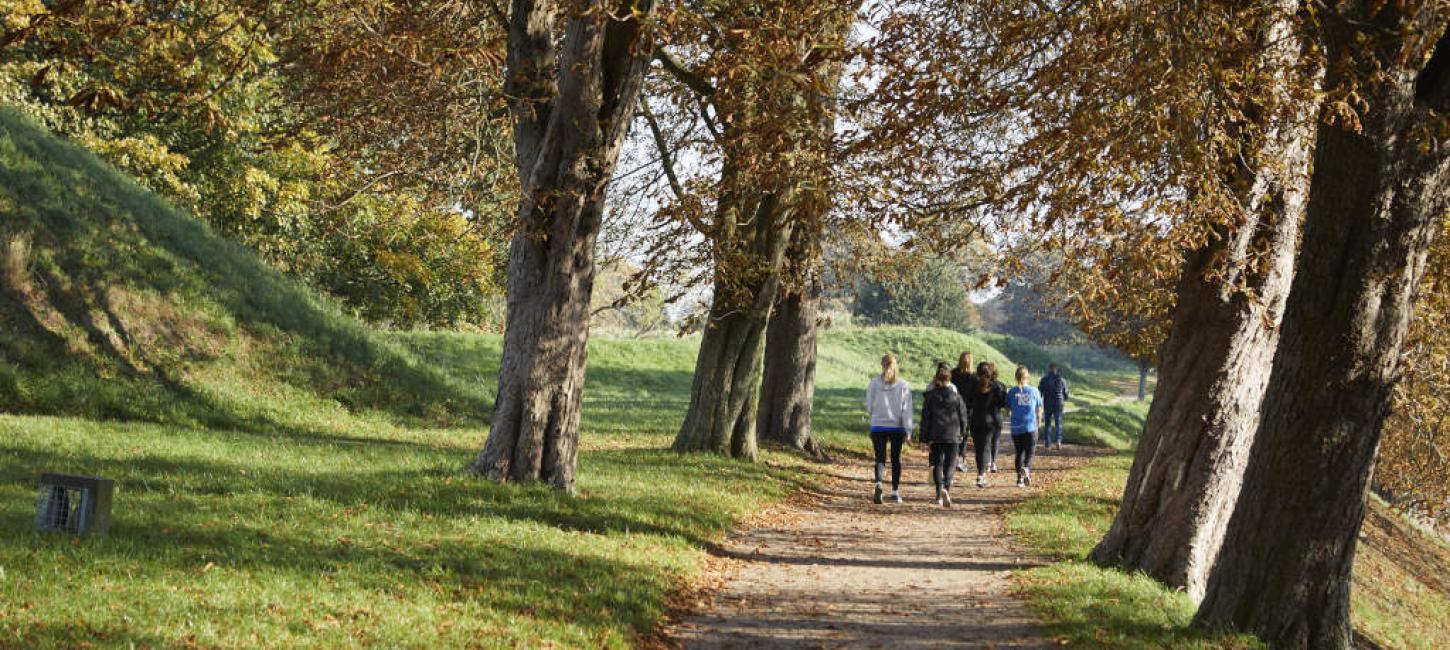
[663,442,1102,648]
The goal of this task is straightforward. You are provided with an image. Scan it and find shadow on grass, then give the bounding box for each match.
[1018,563,1262,649]
[5,516,680,647]
[0,109,488,432]
[0,432,817,645]
[0,441,810,550]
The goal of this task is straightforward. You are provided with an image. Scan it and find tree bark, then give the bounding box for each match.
[758,275,826,458]
[673,191,794,460]
[470,0,654,491]
[1135,359,1148,402]
[672,4,853,459]
[1088,1,1321,601]
[1193,11,1450,647]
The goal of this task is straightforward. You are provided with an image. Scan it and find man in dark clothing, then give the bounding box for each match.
[1038,363,1069,450]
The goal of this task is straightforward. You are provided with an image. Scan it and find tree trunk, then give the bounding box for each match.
[1193,13,1450,647]
[672,4,853,459]
[758,277,826,458]
[1135,359,1148,401]
[673,192,794,460]
[470,0,654,491]
[1088,1,1321,601]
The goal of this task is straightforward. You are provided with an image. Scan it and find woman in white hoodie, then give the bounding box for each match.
[866,353,913,504]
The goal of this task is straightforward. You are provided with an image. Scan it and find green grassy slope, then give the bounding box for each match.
[0,108,484,434]
[6,108,1231,648]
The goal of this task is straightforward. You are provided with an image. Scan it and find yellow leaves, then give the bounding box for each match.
[0,0,46,31]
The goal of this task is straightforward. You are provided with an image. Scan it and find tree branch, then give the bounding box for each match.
[640,101,686,201]
[655,48,716,98]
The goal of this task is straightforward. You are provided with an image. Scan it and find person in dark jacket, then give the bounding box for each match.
[964,361,1007,487]
[950,351,976,471]
[920,367,969,507]
[1038,363,1070,450]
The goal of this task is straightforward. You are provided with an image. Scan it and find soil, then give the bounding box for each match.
[657,441,1103,648]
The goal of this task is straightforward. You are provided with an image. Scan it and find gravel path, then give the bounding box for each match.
[664,441,1101,648]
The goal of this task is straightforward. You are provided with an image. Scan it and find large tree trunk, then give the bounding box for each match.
[1088,1,1321,601]
[672,4,853,459]
[1193,11,1450,647]
[757,276,826,458]
[673,191,794,460]
[469,0,654,491]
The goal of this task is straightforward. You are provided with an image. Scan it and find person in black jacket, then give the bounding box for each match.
[949,351,976,471]
[964,361,1008,487]
[920,367,969,508]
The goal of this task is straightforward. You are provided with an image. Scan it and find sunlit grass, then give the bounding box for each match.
[1008,443,1450,648]
[1,101,1183,649]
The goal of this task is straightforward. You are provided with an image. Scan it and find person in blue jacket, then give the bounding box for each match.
[1006,365,1044,487]
[1038,363,1070,450]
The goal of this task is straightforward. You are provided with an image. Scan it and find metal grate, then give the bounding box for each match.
[35,474,114,536]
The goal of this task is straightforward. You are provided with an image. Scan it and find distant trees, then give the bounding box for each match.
[590,260,670,337]
[852,257,981,333]
[978,280,1080,345]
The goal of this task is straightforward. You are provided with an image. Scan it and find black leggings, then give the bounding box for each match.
[870,430,906,490]
[969,426,994,474]
[929,442,959,490]
[1013,432,1036,472]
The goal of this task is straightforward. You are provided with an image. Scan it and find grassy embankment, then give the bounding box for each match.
[1006,387,1450,648]
[0,108,1131,647]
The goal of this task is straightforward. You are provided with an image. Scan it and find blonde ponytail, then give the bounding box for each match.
[881,354,900,385]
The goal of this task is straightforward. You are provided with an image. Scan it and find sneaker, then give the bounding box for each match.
[976,475,987,488]
[1055,442,1063,450]
[956,460,966,472]
[1023,467,1032,487]
[934,488,943,506]
[1016,472,1025,487]
[892,490,903,504]
[942,490,952,508]
[873,482,883,504]
[989,462,998,473]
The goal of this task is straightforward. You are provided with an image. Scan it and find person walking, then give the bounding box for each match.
[920,367,969,507]
[1038,362,1070,450]
[950,352,976,471]
[935,361,959,393]
[928,361,961,478]
[987,362,1008,471]
[964,361,1006,487]
[866,353,912,504]
[1006,365,1044,487]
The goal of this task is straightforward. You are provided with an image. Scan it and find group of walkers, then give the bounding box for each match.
[864,352,1070,508]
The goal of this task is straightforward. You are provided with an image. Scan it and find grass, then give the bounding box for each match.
[1006,411,1450,649]
[1,324,1137,648]
[0,111,1145,647]
[0,331,808,648]
[1063,401,1151,451]
[1006,450,1260,648]
[0,107,483,432]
